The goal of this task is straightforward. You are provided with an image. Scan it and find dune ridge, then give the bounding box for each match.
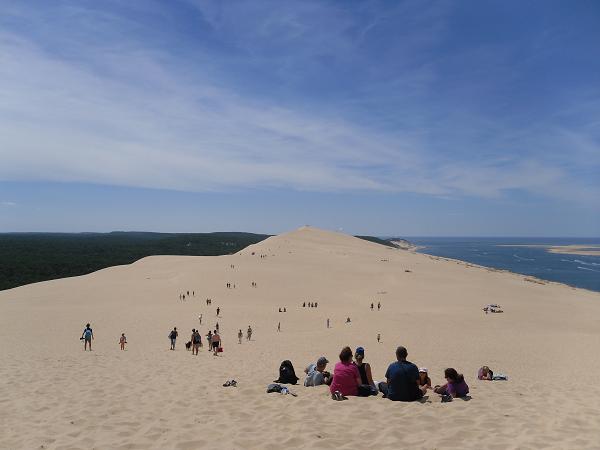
[2,226,600,449]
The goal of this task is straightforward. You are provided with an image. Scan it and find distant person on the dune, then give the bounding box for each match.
[277,322,281,332]
[378,346,425,401]
[247,326,252,341]
[377,333,381,343]
[371,302,374,310]
[216,307,220,317]
[304,356,331,387]
[191,329,201,355]
[238,329,243,344]
[327,318,330,328]
[378,302,381,311]
[206,330,212,351]
[346,317,351,324]
[314,303,317,308]
[119,333,127,350]
[198,314,202,325]
[211,330,221,356]
[283,307,287,312]
[168,327,178,350]
[215,322,219,333]
[303,302,306,307]
[81,323,94,351]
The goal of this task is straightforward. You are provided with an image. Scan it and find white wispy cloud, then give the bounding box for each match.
[1,201,16,207]
[0,1,598,207]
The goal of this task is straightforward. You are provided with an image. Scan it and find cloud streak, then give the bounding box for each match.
[0,1,598,207]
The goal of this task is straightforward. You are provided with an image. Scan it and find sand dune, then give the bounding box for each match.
[1,226,600,449]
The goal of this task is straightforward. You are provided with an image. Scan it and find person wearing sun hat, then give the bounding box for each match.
[418,367,432,389]
[354,346,378,396]
[304,356,332,386]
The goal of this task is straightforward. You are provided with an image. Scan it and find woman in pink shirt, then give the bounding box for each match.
[330,346,361,398]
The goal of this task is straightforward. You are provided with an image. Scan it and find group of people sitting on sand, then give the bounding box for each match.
[275,345,479,402]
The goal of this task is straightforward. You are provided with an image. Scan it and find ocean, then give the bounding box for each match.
[408,237,600,293]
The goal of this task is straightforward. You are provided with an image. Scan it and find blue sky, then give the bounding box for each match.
[0,0,599,236]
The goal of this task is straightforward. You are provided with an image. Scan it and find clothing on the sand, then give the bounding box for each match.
[330,361,360,396]
[384,360,423,401]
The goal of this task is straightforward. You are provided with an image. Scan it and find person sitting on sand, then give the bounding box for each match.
[378,346,425,401]
[434,368,469,398]
[82,323,94,351]
[211,330,221,356]
[478,366,493,380]
[119,333,127,350]
[304,356,332,387]
[354,347,375,387]
[418,368,432,389]
[330,347,361,397]
[346,317,351,323]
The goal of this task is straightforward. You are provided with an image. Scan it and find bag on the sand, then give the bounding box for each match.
[267,383,283,393]
[217,347,223,353]
[274,360,299,385]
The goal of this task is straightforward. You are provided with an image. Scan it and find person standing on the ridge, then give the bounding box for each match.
[81,323,94,351]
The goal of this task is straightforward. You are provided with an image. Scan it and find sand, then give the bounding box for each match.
[1,226,600,450]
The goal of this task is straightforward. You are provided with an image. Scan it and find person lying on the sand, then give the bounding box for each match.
[478,366,493,380]
[434,368,469,398]
[304,356,331,386]
[330,347,361,397]
[378,346,425,401]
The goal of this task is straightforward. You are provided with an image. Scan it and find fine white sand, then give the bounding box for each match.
[2,226,600,449]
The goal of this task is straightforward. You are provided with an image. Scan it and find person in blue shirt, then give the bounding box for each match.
[378,346,426,401]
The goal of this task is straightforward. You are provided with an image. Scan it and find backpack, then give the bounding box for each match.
[84,328,92,339]
[193,333,201,344]
[274,360,299,385]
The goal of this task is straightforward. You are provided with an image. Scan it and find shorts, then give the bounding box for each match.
[212,342,219,349]
[84,337,92,342]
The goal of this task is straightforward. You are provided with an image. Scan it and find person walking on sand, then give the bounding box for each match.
[215,322,219,334]
[199,314,203,325]
[327,318,330,329]
[206,330,213,352]
[378,302,381,311]
[277,322,281,332]
[216,307,220,317]
[119,333,127,350]
[81,323,94,351]
[377,333,381,343]
[169,327,178,350]
[238,329,243,344]
[247,325,252,341]
[192,329,201,355]
[211,330,221,356]
[370,302,374,311]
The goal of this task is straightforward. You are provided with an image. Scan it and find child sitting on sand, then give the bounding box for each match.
[119,333,127,350]
[434,368,469,398]
[418,368,431,389]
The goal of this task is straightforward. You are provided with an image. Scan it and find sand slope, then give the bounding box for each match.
[1,226,600,449]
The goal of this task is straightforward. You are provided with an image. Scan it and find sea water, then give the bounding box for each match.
[408,237,600,293]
